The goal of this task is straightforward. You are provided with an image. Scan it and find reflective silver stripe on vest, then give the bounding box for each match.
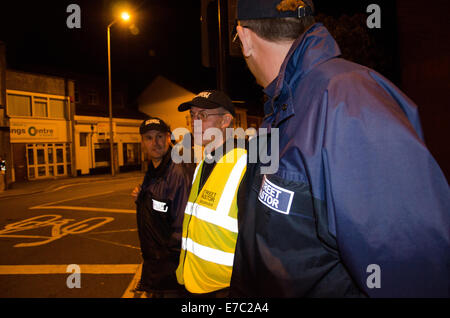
[184,154,247,234]
[215,154,247,216]
[182,237,235,267]
[191,161,202,185]
[185,202,238,233]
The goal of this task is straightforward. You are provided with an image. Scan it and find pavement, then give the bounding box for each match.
[0,170,145,200]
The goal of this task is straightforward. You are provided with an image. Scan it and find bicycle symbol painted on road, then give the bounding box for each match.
[0,215,114,247]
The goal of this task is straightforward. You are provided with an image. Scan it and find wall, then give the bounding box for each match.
[396,0,450,179]
[6,70,69,96]
[138,76,196,131]
[0,42,12,189]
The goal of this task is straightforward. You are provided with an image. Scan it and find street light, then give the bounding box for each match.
[121,12,130,21]
[107,11,131,177]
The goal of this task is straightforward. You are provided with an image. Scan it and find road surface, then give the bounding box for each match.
[0,174,145,298]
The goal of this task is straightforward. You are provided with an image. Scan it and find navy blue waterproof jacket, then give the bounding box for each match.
[136,150,194,291]
[231,23,450,297]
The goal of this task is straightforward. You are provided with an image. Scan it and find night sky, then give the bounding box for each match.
[0,0,209,105]
[0,0,398,115]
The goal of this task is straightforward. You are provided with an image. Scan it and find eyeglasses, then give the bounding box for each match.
[190,110,227,120]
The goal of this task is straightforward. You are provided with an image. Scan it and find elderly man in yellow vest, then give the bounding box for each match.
[176,90,247,297]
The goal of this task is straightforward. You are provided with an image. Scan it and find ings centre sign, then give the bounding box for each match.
[10,119,68,142]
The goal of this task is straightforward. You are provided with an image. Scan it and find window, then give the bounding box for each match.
[49,99,66,119]
[94,143,110,167]
[80,133,88,147]
[37,148,45,164]
[48,148,54,164]
[123,143,140,165]
[7,94,32,116]
[34,97,48,117]
[27,148,34,165]
[88,90,99,105]
[7,92,67,119]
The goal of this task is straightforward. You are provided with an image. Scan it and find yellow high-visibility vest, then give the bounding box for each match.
[176,147,247,294]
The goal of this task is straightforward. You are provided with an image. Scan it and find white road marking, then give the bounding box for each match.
[28,190,135,214]
[0,215,115,247]
[79,235,140,250]
[121,263,144,298]
[30,205,135,214]
[2,182,144,296]
[49,177,142,192]
[30,190,115,208]
[88,229,137,234]
[0,264,140,275]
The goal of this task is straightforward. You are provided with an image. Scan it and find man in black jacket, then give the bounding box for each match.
[132,117,194,297]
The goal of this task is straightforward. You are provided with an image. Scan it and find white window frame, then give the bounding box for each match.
[6,89,69,119]
[26,143,71,180]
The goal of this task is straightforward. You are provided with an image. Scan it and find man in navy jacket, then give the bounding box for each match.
[231,0,449,297]
[133,117,194,297]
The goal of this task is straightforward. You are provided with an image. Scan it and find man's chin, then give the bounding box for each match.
[149,151,164,159]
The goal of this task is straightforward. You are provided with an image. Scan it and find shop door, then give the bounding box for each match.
[12,143,27,182]
[26,144,71,179]
[78,133,90,174]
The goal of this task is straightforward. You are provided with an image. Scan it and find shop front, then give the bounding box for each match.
[10,118,72,181]
[4,70,76,183]
[74,116,142,175]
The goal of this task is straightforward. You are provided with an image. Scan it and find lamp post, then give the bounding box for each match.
[107,12,130,177]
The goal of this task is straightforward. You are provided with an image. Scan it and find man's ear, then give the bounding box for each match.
[221,114,233,129]
[166,132,172,145]
[236,25,253,58]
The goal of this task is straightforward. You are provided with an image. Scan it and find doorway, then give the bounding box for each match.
[25,143,71,179]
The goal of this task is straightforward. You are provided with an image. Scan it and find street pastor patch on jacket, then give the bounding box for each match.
[152,199,168,212]
[258,175,294,214]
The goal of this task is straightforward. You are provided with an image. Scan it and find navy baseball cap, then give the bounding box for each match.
[139,117,171,135]
[237,0,314,20]
[178,90,236,117]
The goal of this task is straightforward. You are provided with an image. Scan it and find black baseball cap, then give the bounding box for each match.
[139,117,171,135]
[237,0,314,20]
[178,90,236,117]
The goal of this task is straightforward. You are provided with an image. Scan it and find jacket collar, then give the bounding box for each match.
[263,23,341,126]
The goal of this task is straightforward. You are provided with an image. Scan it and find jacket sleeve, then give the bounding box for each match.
[167,164,193,248]
[323,71,450,297]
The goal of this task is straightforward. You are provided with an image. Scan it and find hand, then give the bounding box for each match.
[131,185,141,200]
